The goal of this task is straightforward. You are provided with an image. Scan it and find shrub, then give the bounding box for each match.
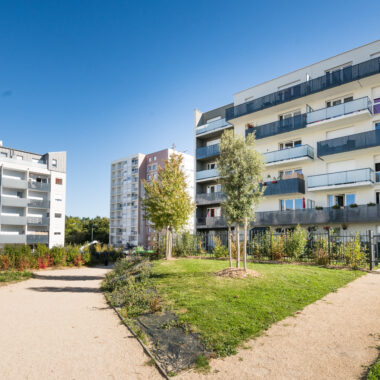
[343,234,367,269]
[66,245,81,265]
[283,225,307,260]
[313,238,329,265]
[0,254,10,270]
[271,234,283,260]
[50,246,67,266]
[213,236,228,258]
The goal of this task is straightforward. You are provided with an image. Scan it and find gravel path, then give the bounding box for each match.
[0,266,162,380]
[177,271,380,380]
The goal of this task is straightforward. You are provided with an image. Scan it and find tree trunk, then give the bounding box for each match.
[236,223,240,268]
[228,225,232,268]
[165,227,171,260]
[243,217,248,271]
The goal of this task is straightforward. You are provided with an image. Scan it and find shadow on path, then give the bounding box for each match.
[32,274,104,281]
[28,286,101,293]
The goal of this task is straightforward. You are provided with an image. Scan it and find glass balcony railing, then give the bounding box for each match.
[246,114,307,139]
[262,177,305,196]
[307,97,372,124]
[264,145,314,164]
[226,56,380,120]
[196,144,220,160]
[308,168,374,189]
[196,192,226,205]
[197,216,227,228]
[195,118,232,135]
[318,129,380,156]
[196,168,219,181]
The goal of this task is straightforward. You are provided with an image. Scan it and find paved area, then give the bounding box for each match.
[177,271,380,380]
[0,266,162,380]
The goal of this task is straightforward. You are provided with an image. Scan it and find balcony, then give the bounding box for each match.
[27,235,49,244]
[196,118,232,136]
[246,114,307,139]
[28,199,50,208]
[226,56,380,120]
[196,168,219,182]
[196,192,226,206]
[253,204,380,227]
[27,217,50,226]
[318,129,380,157]
[307,97,372,125]
[308,168,374,191]
[197,216,227,229]
[0,234,26,244]
[28,182,50,191]
[1,177,28,190]
[1,197,28,208]
[262,176,305,196]
[264,145,314,166]
[0,215,27,225]
[196,144,220,160]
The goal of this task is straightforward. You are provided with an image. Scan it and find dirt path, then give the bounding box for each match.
[0,266,162,380]
[177,271,380,380]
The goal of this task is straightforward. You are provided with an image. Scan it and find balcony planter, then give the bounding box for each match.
[315,206,323,210]
[271,180,277,184]
[332,204,341,210]
[341,223,348,230]
[349,203,358,208]
[368,202,376,206]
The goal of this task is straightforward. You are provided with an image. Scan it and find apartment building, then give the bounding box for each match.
[0,142,66,248]
[110,148,194,249]
[195,40,380,241]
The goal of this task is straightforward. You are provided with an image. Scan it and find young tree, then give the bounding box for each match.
[142,152,195,259]
[217,130,264,270]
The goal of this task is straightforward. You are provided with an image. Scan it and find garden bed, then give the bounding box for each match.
[102,257,364,374]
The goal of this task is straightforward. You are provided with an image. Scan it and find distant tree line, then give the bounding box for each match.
[65,216,109,245]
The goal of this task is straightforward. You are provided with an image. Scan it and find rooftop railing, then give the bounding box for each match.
[226,56,380,120]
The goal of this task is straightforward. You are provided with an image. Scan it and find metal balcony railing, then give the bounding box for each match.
[308,168,374,189]
[28,181,50,191]
[27,235,49,244]
[246,114,307,139]
[307,97,372,124]
[226,56,380,120]
[196,144,220,160]
[262,177,305,196]
[27,216,50,225]
[318,129,380,156]
[264,145,314,164]
[197,216,227,228]
[28,199,50,208]
[196,192,226,205]
[196,168,219,181]
[196,118,232,135]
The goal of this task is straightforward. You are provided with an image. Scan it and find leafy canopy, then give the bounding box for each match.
[142,152,194,232]
[217,130,264,224]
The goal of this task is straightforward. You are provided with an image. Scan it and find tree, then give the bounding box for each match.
[217,130,264,270]
[65,216,109,245]
[142,152,195,259]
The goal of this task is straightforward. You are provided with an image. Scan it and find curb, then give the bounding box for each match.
[104,296,169,380]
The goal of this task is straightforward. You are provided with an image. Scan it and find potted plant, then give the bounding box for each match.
[367,202,376,206]
[349,203,358,208]
[341,223,348,230]
[315,206,323,210]
[271,176,277,184]
[332,204,341,209]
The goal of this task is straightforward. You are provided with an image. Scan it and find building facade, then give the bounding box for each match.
[110,148,194,249]
[195,40,380,241]
[0,142,66,248]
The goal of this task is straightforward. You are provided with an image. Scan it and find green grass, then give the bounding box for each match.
[150,259,364,356]
[368,356,380,380]
[0,271,32,284]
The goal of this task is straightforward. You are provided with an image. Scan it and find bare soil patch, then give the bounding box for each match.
[216,267,260,279]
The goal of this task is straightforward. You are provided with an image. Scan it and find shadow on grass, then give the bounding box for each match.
[32,274,104,281]
[28,286,101,293]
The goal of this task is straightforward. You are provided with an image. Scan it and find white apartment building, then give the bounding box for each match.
[0,141,66,248]
[110,148,194,249]
[195,40,380,241]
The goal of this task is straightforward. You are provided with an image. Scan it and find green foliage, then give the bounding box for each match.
[343,234,367,269]
[213,236,228,258]
[142,152,195,259]
[174,232,200,257]
[367,356,380,379]
[65,216,109,245]
[0,271,32,284]
[313,237,329,265]
[283,225,308,259]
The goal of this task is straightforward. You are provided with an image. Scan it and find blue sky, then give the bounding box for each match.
[0,0,379,217]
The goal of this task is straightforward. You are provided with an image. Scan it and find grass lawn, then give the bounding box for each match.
[150,259,364,356]
[367,356,380,380]
[0,271,32,285]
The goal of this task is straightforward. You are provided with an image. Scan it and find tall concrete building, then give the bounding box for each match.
[195,40,380,243]
[0,141,66,248]
[110,148,194,248]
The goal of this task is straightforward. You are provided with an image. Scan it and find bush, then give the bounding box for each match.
[0,254,10,270]
[49,246,66,266]
[174,232,199,257]
[343,234,367,269]
[213,236,228,258]
[283,225,307,259]
[313,238,329,265]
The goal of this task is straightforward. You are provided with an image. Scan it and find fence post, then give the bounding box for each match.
[369,230,374,271]
[270,230,273,260]
[327,229,331,257]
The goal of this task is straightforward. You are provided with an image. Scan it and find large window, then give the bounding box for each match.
[280,198,304,210]
[374,98,380,114]
[279,140,302,150]
[328,194,355,207]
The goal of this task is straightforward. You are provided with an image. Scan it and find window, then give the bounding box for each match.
[328,194,355,207]
[376,163,380,182]
[346,194,356,206]
[279,168,302,179]
[375,122,380,130]
[326,95,353,108]
[52,159,57,167]
[0,152,7,157]
[154,156,156,161]
[280,198,304,210]
[55,178,63,185]
[279,110,301,121]
[55,196,62,202]
[148,157,151,162]
[374,98,380,114]
[16,155,23,160]
[54,232,61,235]
[54,213,62,218]
[279,140,302,150]
[207,162,217,170]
